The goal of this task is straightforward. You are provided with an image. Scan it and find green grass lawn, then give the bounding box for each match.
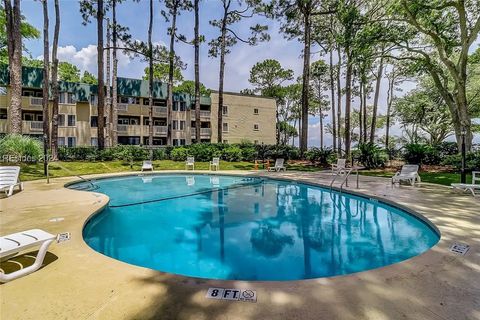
[8,160,468,186]
[15,160,255,181]
[360,170,471,186]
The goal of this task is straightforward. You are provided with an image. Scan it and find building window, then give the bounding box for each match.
[254,108,259,115]
[58,114,65,127]
[67,115,76,127]
[222,105,228,116]
[91,137,98,146]
[222,122,228,132]
[172,101,179,111]
[67,137,76,147]
[118,118,129,125]
[59,93,75,104]
[58,137,65,146]
[91,116,98,127]
[254,140,259,144]
[223,140,228,144]
[179,101,186,111]
[90,94,98,105]
[0,109,7,119]
[180,120,185,130]
[180,139,186,145]
[173,139,179,146]
[254,124,259,131]
[119,96,129,104]
[172,120,178,130]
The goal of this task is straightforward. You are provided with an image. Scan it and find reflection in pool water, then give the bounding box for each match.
[80,174,439,281]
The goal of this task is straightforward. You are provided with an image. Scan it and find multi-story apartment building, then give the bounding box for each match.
[0,65,276,146]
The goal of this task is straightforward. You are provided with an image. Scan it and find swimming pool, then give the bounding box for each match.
[76,174,439,281]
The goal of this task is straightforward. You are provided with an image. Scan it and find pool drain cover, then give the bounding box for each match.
[449,243,470,255]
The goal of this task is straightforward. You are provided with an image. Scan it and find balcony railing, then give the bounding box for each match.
[117,104,128,112]
[30,97,43,106]
[154,126,167,136]
[117,124,128,133]
[154,106,167,114]
[191,127,212,137]
[190,110,211,118]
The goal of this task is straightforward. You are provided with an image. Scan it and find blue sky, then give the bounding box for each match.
[21,0,476,146]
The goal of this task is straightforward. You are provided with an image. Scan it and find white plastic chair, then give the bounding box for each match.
[0,229,56,282]
[451,171,480,197]
[185,157,195,170]
[332,159,347,175]
[0,166,23,197]
[392,165,421,186]
[210,157,220,171]
[268,158,286,172]
[141,160,153,172]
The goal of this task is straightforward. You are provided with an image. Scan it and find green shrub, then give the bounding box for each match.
[354,142,387,169]
[188,143,220,162]
[241,146,257,161]
[152,148,167,160]
[442,151,480,171]
[58,146,99,161]
[423,145,441,165]
[170,147,188,161]
[0,134,42,162]
[403,143,427,165]
[113,145,148,162]
[222,145,243,162]
[305,147,333,165]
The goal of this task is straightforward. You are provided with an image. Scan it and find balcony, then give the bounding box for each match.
[191,127,212,138]
[154,106,167,115]
[30,97,43,106]
[117,124,142,135]
[190,110,211,119]
[22,120,43,133]
[143,125,167,137]
[117,104,128,112]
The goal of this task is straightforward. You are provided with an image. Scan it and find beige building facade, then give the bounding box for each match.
[0,66,276,147]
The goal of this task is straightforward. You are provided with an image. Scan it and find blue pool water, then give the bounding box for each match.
[77,174,439,281]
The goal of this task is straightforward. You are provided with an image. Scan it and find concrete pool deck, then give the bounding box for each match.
[0,170,479,320]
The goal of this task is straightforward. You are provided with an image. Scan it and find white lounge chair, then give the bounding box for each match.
[332,159,347,175]
[0,166,23,197]
[185,157,195,170]
[0,229,56,282]
[451,171,480,197]
[141,160,153,172]
[268,158,286,172]
[392,164,421,186]
[210,157,220,171]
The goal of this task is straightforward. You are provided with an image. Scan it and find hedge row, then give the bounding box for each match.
[57,142,302,162]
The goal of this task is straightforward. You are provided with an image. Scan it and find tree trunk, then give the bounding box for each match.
[194,0,201,143]
[329,48,336,152]
[4,0,22,134]
[148,0,154,148]
[344,50,353,161]
[217,4,228,143]
[385,72,394,149]
[362,81,367,143]
[42,0,49,175]
[370,55,384,143]
[111,0,118,146]
[167,6,177,146]
[300,14,311,155]
[105,19,111,147]
[50,0,60,159]
[359,79,363,144]
[336,47,342,156]
[319,112,323,148]
[97,0,105,150]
